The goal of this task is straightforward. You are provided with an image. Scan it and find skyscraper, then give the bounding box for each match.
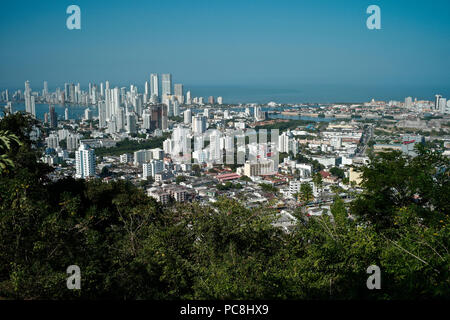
[126,112,137,134]
[133,94,143,117]
[192,115,207,135]
[69,83,75,103]
[108,115,117,134]
[75,144,96,179]
[184,109,192,124]
[161,73,172,98]
[173,100,180,117]
[43,81,48,97]
[24,80,36,117]
[209,131,222,162]
[117,107,125,131]
[88,83,92,100]
[142,112,152,130]
[84,108,92,121]
[64,83,70,101]
[174,83,183,103]
[435,95,442,110]
[186,91,192,105]
[149,104,167,130]
[162,105,168,130]
[278,131,291,153]
[25,80,30,94]
[105,87,112,120]
[254,106,261,121]
[439,97,447,113]
[30,96,36,117]
[112,87,120,115]
[98,102,106,128]
[150,73,159,100]
[151,105,161,130]
[120,87,126,105]
[144,81,150,100]
[49,105,57,128]
[167,100,174,117]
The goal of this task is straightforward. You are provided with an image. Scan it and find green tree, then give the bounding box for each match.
[299,183,313,204]
[0,130,21,173]
[350,146,450,230]
[259,183,278,193]
[1,112,449,300]
[330,167,345,179]
[312,172,323,189]
[192,164,201,177]
[176,176,187,184]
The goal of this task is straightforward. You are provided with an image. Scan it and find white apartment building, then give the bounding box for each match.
[243,159,275,177]
[75,144,96,179]
[46,133,59,149]
[120,153,132,164]
[142,159,164,179]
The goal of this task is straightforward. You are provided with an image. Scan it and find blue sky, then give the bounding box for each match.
[0,0,449,91]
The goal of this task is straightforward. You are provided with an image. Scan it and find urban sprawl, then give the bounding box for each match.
[1,74,450,231]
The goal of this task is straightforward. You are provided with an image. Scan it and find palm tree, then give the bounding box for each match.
[299,182,314,204]
[312,171,323,189]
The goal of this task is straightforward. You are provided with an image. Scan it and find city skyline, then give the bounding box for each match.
[3,78,449,105]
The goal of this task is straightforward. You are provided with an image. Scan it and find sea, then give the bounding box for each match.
[4,83,445,122]
[183,84,449,104]
[3,83,447,106]
[7,103,95,121]
[5,103,335,123]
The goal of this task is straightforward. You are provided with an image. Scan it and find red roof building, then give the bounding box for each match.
[216,173,241,182]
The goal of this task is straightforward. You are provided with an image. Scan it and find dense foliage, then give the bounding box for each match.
[95,135,168,157]
[0,113,449,299]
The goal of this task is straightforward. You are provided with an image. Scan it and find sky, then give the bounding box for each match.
[0,0,449,96]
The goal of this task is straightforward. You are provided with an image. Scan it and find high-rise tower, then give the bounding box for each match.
[161,73,172,98]
[150,74,159,100]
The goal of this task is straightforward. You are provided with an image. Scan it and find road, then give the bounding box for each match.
[355,124,374,157]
